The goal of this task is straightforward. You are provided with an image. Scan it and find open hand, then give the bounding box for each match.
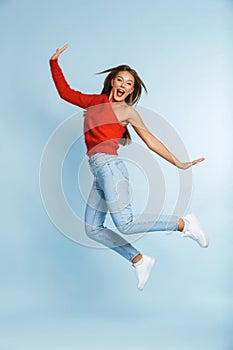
[50,44,68,60]
[179,157,205,170]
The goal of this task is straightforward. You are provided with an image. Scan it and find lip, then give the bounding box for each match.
[116,88,125,97]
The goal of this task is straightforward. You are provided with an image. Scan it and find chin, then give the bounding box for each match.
[114,94,126,102]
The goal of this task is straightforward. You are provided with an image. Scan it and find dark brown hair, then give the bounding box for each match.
[97,64,147,145]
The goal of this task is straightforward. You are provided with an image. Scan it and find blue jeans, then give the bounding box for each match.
[85,152,179,262]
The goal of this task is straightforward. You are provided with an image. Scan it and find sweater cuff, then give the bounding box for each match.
[49,58,58,66]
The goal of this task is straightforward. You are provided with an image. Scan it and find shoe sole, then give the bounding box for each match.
[138,258,156,290]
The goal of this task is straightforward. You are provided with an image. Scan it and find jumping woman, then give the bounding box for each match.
[50,44,209,290]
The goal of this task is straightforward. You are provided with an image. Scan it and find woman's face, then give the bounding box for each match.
[109,71,135,102]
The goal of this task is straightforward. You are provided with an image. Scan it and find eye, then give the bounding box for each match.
[127,82,132,86]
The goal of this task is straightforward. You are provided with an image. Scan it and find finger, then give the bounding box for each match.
[60,44,68,52]
[55,44,68,56]
[196,157,205,163]
[192,158,205,165]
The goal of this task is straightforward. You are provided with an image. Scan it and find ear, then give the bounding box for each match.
[111,78,114,87]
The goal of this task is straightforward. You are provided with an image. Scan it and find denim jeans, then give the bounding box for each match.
[85,152,179,262]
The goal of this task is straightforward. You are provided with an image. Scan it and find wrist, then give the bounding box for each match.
[172,157,183,169]
[175,160,184,169]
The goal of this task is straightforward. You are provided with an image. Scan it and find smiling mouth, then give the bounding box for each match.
[116,89,125,97]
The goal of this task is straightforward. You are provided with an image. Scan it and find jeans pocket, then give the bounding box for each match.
[89,154,110,177]
[114,159,129,181]
[93,155,107,168]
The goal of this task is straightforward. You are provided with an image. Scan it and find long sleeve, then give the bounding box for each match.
[49,59,106,109]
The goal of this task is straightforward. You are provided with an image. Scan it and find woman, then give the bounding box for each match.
[50,44,208,291]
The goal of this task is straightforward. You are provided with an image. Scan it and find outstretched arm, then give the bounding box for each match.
[50,44,103,108]
[127,110,205,169]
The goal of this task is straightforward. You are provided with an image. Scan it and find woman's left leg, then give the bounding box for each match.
[96,156,180,235]
[100,156,207,249]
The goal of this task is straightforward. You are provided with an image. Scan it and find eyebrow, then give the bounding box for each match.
[117,75,134,83]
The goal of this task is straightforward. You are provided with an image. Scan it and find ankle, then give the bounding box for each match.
[132,253,143,264]
[178,218,184,232]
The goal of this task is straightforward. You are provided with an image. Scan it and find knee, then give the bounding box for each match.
[85,222,103,239]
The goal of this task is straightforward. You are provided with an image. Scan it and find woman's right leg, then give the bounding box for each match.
[85,181,157,290]
[84,180,141,263]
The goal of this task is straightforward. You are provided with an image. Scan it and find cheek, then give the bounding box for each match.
[113,81,120,89]
[111,79,117,88]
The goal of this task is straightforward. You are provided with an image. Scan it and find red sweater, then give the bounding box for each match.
[49,59,126,155]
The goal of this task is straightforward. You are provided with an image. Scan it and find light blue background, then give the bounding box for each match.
[1,0,233,349]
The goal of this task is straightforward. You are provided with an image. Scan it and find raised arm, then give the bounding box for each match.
[127,109,205,170]
[50,44,103,108]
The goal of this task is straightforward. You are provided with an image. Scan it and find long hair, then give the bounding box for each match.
[97,64,147,145]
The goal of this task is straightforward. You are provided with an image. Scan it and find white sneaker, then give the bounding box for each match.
[133,255,156,291]
[182,213,209,248]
